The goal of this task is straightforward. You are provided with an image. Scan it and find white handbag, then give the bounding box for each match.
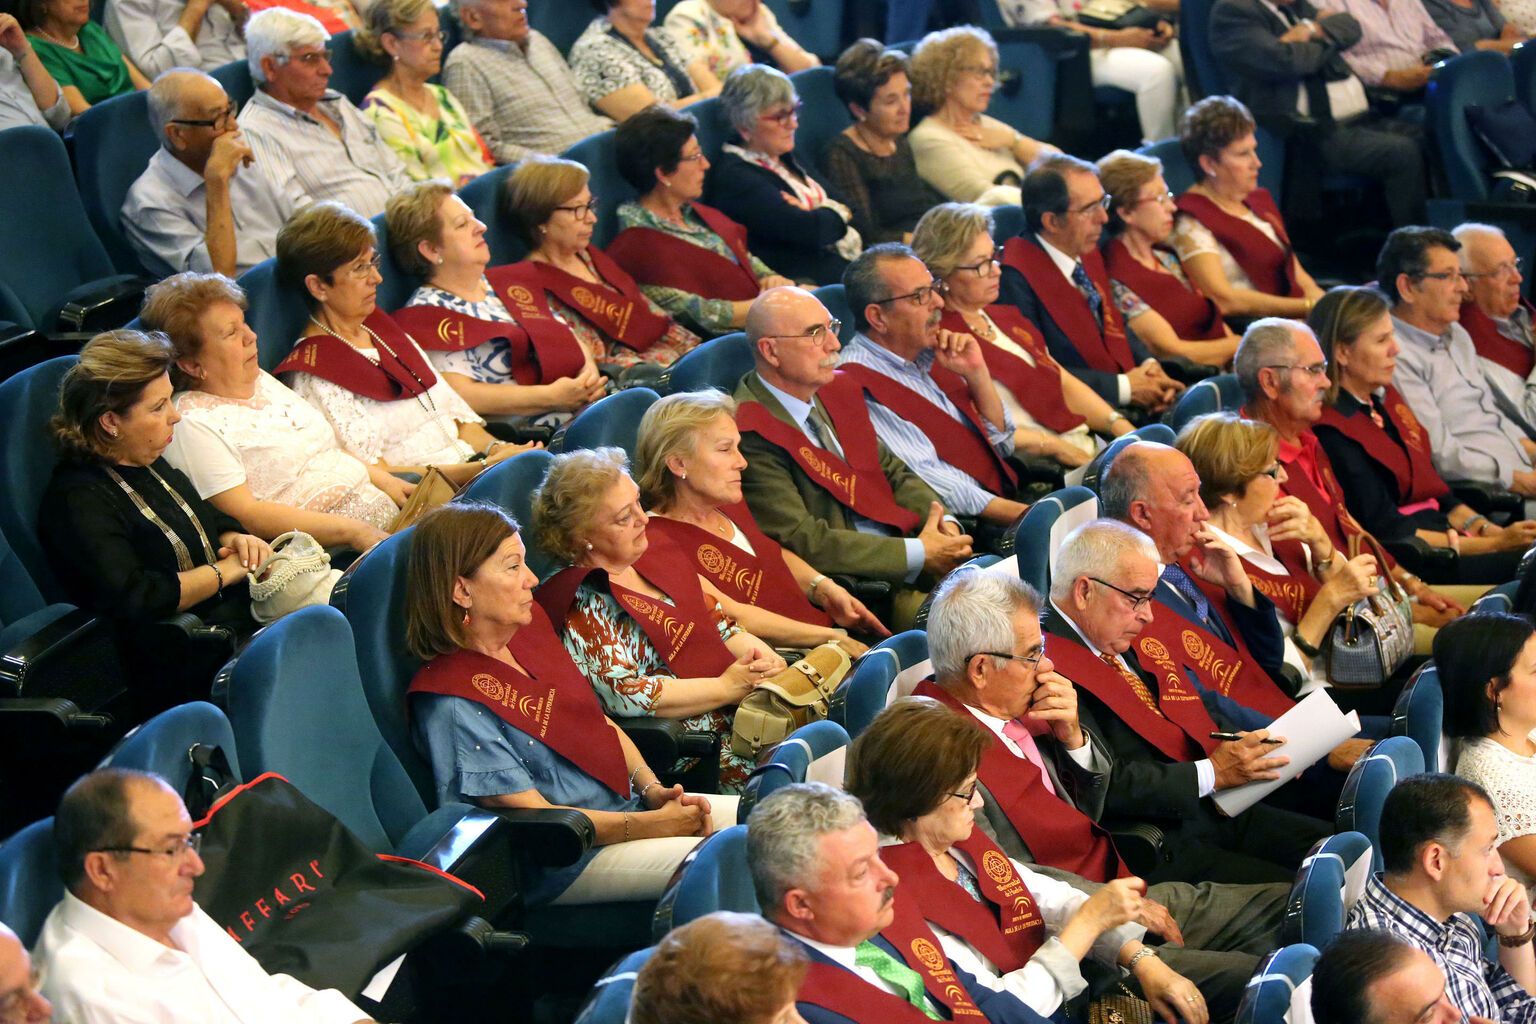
[248,531,343,624]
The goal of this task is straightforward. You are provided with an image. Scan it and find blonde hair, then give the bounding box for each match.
[405,502,519,660]
[385,179,457,278]
[356,0,434,62]
[139,272,248,390]
[634,390,738,509]
[504,155,590,248]
[52,331,176,462]
[275,201,376,310]
[909,26,997,114]
[1096,149,1162,236]
[1173,412,1280,509]
[912,202,993,280]
[531,447,630,565]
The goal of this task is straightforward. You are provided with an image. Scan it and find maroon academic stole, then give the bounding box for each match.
[798,897,988,1021]
[1045,628,1218,763]
[275,310,438,400]
[836,360,1018,495]
[916,681,1129,882]
[1001,237,1135,373]
[1461,298,1536,378]
[535,540,737,678]
[407,605,630,795]
[736,388,923,533]
[606,202,762,301]
[1243,540,1321,625]
[1174,188,1302,298]
[644,505,832,626]
[1317,387,1449,506]
[494,247,672,353]
[391,282,588,387]
[1149,574,1295,720]
[941,306,1086,435]
[880,832,1046,973]
[1103,236,1227,340]
[1269,431,1394,570]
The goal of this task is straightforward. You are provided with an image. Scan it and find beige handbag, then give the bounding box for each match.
[388,466,459,533]
[248,531,344,623]
[730,641,854,758]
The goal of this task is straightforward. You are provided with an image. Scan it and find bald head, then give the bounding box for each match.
[148,68,232,169]
[746,286,842,401]
[1101,442,1209,562]
[0,922,50,1022]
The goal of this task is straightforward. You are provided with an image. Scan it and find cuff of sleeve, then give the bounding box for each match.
[1064,739,1096,769]
[1026,937,1090,1002]
[1117,374,1131,406]
[904,538,925,583]
[1196,758,1215,798]
[1092,923,1148,968]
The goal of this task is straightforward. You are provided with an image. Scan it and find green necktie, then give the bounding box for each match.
[854,940,944,1020]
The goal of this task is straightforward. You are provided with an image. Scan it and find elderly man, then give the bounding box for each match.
[34,769,373,1024]
[1331,0,1453,92]
[237,8,409,219]
[104,0,245,79]
[125,68,293,278]
[1045,518,1330,884]
[1348,774,1536,1024]
[1456,223,1536,429]
[443,0,612,165]
[0,14,67,132]
[734,286,972,619]
[0,922,49,1023]
[997,154,1181,414]
[747,781,1050,1023]
[838,244,1029,529]
[1312,929,1468,1024]
[919,567,1289,1022]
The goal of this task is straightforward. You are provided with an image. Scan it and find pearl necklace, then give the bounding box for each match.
[35,26,81,49]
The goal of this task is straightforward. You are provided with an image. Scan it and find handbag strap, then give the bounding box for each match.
[105,465,218,572]
[184,742,238,820]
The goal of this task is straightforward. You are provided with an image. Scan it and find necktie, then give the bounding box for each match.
[1161,564,1227,644]
[1072,262,1104,331]
[1100,652,1166,718]
[805,406,844,459]
[854,940,943,1020]
[1002,718,1058,796]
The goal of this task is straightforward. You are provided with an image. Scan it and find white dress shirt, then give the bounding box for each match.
[35,891,365,1024]
[105,0,245,77]
[1036,235,1132,406]
[791,930,940,1009]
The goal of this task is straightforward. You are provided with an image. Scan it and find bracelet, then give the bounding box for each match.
[1500,920,1536,947]
[639,781,664,802]
[623,810,631,842]
[628,767,644,789]
[1126,947,1161,971]
[210,563,224,592]
[1314,554,1334,574]
[1462,513,1488,535]
[807,574,828,600]
[1292,632,1322,658]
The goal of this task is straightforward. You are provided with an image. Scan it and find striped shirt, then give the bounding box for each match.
[1332,0,1454,84]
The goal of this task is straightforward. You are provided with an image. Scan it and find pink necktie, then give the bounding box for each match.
[1002,718,1057,797]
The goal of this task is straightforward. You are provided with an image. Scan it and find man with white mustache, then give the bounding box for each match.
[837,244,1032,531]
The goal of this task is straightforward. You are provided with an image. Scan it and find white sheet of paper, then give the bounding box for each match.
[985,554,1019,579]
[360,953,406,1003]
[1211,689,1361,816]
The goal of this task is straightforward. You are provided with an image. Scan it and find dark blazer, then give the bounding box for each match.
[996,235,1154,405]
[706,149,853,286]
[1209,0,1364,128]
[1153,577,1287,731]
[973,723,1113,869]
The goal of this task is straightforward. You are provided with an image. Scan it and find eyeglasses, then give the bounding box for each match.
[957,63,997,78]
[342,252,382,279]
[1090,577,1153,611]
[760,101,804,125]
[948,781,980,804]
[1415,269,1467,283]
[1464,257,1524,280]
[554,198,600,219]
[170,103,237,129]
[1129,190,1176,208]
[875,281,941,306]
[954,249,1004,278]
[677,150,708,163]
[980,648,1044,671]
[95,833,203,860]
[277,49,331,66]
[1070,193,1113,216]
[1258,464,1284,480]
[1262,361,1329,378]
[388,27,448,42]
[767,317,842,341]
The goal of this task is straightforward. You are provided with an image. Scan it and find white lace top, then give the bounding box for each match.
[284,334,483,467]
[1455,737,1536,892]
[1169,210,1283,294]
[164,371,398,531]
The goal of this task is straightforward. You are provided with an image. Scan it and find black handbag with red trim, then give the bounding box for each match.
[188,765,483,998]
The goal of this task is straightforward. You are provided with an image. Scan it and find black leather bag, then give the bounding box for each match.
[1075,0,1167,30]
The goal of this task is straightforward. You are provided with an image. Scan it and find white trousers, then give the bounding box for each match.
[550,794,741,905]
[1089,43,1186,144]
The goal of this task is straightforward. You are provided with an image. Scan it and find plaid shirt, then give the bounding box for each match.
[1348,874,1536,1024]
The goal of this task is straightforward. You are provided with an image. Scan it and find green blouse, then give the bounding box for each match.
[29,22,132,106]
[361,83,493,186]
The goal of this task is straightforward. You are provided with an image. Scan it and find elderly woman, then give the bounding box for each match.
[405,501,734,907]
[358,0,493,185]
[707,63,862,286]
[913,202,1130,469]
[1440,612,1536,897]
[822,39,945,247]
[608,105,792,337]
[636,389,886,638]
[501,155,700,375]
[907,27,1053,209]
[145,272,396,552]
[1174,412,1381,689]
[1311,285,1536,583]
[40,331,269,713]
[846,698,1206,1023]
[568,0,720,122]
[632,912,808,1024]
[664,0,816,78]
[1099,149,1237,368]
[275,201,527,499]
[21,0,147,115]
[387,181,606,427]
[533,448,788,792]
[1171,97,1324,320]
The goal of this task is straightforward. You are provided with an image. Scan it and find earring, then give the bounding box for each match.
[106,427,119,438]
[680,470,687,480]
[435,255,444,266]
[660,179,672,190]
[462,607,471,627]
[585,541,594,551]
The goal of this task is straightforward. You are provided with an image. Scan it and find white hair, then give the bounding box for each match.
[147,67,215,144]
[747,783,867,921]
[1234,317,1308,403]
[1049,519,1159,603]
[246,8,329,85]
[1453,222,1508,268]
[928,568,1041,681]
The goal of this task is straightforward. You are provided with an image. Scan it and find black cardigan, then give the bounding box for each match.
[706,149,854,287]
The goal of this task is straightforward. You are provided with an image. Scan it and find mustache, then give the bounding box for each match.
[819,354,841,369]
[879,886,895,908]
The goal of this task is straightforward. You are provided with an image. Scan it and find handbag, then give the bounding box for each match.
[389,465,459,533]
[248,530,343,623]
[730,640,853,758]
[1075,0,1167,30]
[1089,988,1156,1024]
[1324,533,1413,688]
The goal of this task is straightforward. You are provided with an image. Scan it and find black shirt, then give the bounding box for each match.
[1313,390,1454,543]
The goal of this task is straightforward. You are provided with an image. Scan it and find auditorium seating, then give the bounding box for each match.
[238,259,311,371]
[1389,663,1446,773]
[561,128,631,249]
[1166,372,1244,432]
[1335,735,1424,870]
[1233,944,1320,1024]
[1082,422,1175,492]
[72,91,159,277]
[1427,51,1516,204]
[739,719,850,817]
[1178,0,1228,100]
[660,332,754,394]
[812,283,854,343]
[764,0,845,62]
[789,66,853,177]
[457,165,528,268]
[572,947,656,1024]
[0,818,58,947]
[1013,485,1099,597]
[1516,41,1536,117]
[373,212,425,313]
[457,449,559,577]
[327,31,388,106]
[1280,831,1373,949]
[106,700,242,790]
[831,646,902,737]
[555,386,661,459]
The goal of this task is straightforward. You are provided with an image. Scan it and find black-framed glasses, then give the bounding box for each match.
[761,100,804,125]
[388,27,448,42]
[948,781,980,804]
[170,103,237,129]
[1415,269,1467,283]
[1465,257,1524,280]
[1262,361,1329,378]
[876,281,941,306]
[554,198,600,218]
[767,317,842,341]
[95,833,203,860]
[954,248,1004,278]
[1070,193,1113,216]
[980,649,1044,671]
[1090,577,1153,611]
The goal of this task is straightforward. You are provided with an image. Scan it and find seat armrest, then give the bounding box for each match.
[491,807,596,868]
[49,275,150,333]
[0,607,128,713]
[0,697,114,739]
[1451,481,1522,520]
[620,717,689,765]
[1110,822,1166,878]
[1159,356,1218,387]
[1383,536,1457,577]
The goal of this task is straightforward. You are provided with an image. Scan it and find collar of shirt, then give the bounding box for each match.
[624,200,708,237]
[469,33,529,55]
[1048,596,1118,660]
[1391,311,1454,352]
[250,87,347,126]
[1498,303,1534,343]
[757,375,818,434]
[846,332,936,374]
[1035,234,1080,284]
[791,930,863,970]
[1361,873,1465,944]
[961,699,1025,755]
[149,147,210,200]
[53,890,196,975]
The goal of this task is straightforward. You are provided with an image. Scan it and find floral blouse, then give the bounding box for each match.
[569,17,696,108]
[361,83,494,186]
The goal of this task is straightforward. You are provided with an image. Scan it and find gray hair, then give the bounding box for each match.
[720,64,796,138]
[1453,222,1508,269]
[1099,441,1170,521]
[1049,519,1158,603]
[1233,317,1304,403]
[912,203,994,281]
[147,67,215,144]
[247,7,329,85]
[843,242,916,333]
[928,568,1042,681]
[747,782,867,919]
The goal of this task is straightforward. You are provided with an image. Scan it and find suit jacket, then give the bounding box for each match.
[996,235,1154,405]
[1153,577,1287,732]
[706,150,851,286]
[1209,0,1365,128]
[973,725,1113,869]
[734,371,941,583]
